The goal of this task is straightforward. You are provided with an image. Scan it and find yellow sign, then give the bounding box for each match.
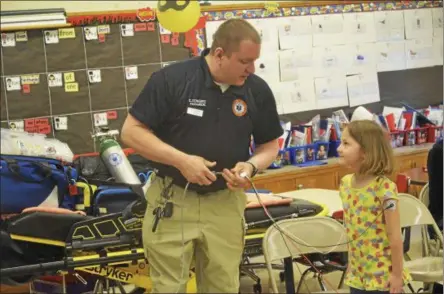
[58,28,76,39]
[15,31,28,42]
[21,74,40,85]
[64,72,75,83]
[65,82,79,92]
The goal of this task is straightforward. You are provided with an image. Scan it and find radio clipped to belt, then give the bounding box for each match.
[152,178,174,233]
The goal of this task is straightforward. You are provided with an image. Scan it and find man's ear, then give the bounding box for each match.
[213,47,225,60]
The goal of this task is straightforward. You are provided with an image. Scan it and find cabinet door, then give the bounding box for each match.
[252,177,297,193]
[295,171,337,190]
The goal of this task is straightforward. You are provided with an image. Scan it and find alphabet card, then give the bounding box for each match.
[121,24,135,37]
[5,76,21,91]
[84,26,98,41]
[94,112,108,127]
[47,73,63,87]
[88,69,102,84]
[44,30,59,44]
[125,66,138,80]
[1,33,15,47]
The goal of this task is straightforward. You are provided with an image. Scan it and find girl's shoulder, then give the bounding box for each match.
[340,174,354,186]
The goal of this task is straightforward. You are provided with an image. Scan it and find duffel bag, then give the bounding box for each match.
[0,155,77,214]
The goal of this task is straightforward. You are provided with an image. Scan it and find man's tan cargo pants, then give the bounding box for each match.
[142,177,247,293]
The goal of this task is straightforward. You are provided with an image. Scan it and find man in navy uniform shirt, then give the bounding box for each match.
[121,18,283,293]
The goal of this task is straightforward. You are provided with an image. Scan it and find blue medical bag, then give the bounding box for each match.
[0,155,78,214]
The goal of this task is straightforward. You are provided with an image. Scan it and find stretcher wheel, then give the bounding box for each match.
[253,282,262,294]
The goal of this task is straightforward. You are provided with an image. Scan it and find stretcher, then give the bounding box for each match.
[0,182,328,294]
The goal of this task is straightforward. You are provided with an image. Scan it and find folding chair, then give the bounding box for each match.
[398,193,443,293]
[262,216,349,294]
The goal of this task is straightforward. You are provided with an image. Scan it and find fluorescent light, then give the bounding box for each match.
[1,9,67,30]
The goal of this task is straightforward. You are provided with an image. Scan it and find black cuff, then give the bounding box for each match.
[246,161,258,177]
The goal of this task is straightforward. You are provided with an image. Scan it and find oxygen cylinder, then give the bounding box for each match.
[95,128,141,185]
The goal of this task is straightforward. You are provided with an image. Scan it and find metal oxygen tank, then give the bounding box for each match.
[92,127,141,185]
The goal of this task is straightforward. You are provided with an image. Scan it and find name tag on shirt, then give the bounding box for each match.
[187,107,203,117]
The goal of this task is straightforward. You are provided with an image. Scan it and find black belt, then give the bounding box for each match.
[155,171,228,196]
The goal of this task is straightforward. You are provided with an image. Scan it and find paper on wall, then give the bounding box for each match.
[432,7,443,39]
[343,43,377,75]
[268,83,285,115]
[346,71,380,107]
[405,38,435,69]
[247,18,279,52]
[404,9,433,40]
[277,16,312,50]
[312,45,347,78]
[255,55,280,84]
[343,12,376,44]
[375,41,406,72]
[279,48,314,82]
[311,14,345,47]
[374,11,405,42]
[280,79,317,114]
[314,76,348,110]
[432,37,443,66]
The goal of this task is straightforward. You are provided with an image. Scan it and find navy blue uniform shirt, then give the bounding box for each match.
[129,48,283,194]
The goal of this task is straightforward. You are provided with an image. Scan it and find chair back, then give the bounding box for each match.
[418,183,429,208]
[262,216,348,263]
[398,193,436,228]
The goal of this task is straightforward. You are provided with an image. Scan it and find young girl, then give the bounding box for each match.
[337,120,411,294]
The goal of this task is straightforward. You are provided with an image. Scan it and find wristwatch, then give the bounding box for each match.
[246,161,258,177]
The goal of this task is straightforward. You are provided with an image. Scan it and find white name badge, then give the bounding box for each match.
[187,107,203,117]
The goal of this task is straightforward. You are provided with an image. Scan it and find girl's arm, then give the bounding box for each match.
[383,200,404,277]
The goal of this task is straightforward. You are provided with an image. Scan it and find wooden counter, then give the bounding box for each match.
[252,143,433,193]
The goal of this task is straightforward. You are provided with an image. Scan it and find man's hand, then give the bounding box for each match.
[222,162,254,191]
[177,155,217,186]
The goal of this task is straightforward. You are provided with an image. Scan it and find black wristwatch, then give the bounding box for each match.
[245,161,258,177]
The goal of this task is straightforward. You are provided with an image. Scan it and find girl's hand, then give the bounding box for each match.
[388,274,404,294]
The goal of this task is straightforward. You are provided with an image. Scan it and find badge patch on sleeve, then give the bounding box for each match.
[232,99,247,117]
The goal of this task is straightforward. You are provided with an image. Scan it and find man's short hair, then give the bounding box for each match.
[210,18,261,56]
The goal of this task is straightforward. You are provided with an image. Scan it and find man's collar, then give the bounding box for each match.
[200,48,246,95]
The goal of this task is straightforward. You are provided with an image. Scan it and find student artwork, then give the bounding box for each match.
[404,8,433,40]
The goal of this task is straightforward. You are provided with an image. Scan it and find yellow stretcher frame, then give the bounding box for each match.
[5,189,329,293]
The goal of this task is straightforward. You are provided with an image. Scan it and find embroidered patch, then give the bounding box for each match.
[232,99,247,117]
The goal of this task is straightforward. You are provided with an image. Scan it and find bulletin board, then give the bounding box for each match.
[203,0,443,123]
[1,1,443,154]
[1,20,193,153]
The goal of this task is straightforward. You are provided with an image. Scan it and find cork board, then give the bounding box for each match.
[0,23,191,154]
